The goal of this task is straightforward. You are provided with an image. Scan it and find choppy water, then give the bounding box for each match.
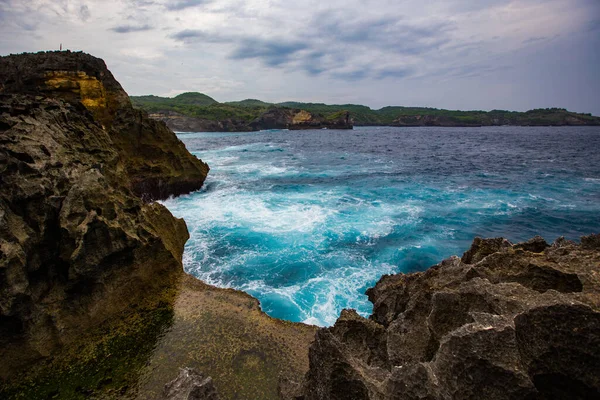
[162,126,600,326]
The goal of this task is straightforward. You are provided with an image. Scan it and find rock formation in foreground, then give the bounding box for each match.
[0,93,189,376]
[0,52,316,400]
[297,235,600,399]
[0,51,209,200]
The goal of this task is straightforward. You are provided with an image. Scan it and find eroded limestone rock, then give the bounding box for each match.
[300,235,600,400]
[0,51,209,200]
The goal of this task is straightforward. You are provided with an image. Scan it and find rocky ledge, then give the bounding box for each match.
[0,51,209,200]
[296,235,600,400]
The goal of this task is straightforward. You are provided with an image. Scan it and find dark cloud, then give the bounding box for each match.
[79,5,91,21]
[111,24,153,33]
[230,39,308,67]
[166,0,210,11]
[312,12,454,56]
[170,29,228,42]
[171,11,452,80]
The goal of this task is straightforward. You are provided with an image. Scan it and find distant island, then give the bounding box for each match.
[131,92,600,132]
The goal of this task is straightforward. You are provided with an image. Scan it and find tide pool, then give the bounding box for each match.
[162,126,600,326]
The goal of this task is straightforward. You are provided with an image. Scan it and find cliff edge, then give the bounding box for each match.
[0,51,209,200]
[297,235,600,400]
[0,52,315,400]
[0,93,189,376]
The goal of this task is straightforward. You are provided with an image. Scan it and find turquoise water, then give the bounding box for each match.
[162,126,600,326]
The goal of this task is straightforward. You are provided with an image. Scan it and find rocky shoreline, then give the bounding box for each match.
[293,235,600,399]
[150,108,353,133]
[1,51,599,399]
[0,52,315,399]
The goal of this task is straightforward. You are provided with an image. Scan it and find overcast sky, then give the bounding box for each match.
[1,0,599,114]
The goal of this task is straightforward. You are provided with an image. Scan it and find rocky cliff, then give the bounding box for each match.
[391,115,483,127]
[0,51,209,200]
[249,108,352,131]
[0,52,315,400]
[297,235,600,399]
[0,93,189,376]
[151,111,251,133]
[149,108,353,132]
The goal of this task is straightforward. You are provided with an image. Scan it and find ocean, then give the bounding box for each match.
[161,126,600,326]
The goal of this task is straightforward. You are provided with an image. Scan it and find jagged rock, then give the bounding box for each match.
[0,51,209,200]
[299,234,600,399]
[163,368,219,400]
[461,237,512,264]
[514,235,549,253]
[0,93,189,377]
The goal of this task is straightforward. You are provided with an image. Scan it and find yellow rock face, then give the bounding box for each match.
[292,109,313,124]
[44,71,114,127]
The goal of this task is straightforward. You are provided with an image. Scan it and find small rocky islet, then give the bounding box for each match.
[0,51,598,399]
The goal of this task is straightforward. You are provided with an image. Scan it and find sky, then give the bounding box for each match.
[0,0,599,114]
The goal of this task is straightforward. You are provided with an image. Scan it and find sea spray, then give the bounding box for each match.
[163,126,600,326]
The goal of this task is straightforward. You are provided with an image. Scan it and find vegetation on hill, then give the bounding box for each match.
[131,93,600,127]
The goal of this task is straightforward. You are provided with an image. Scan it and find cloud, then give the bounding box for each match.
[79,5,91,21]
[170,29,228,42]
[375,67,414,80]
[171,30,309,67]
[229,39,308,67]
[0,0,599,115]
[166,0,210,11]
[170,9,453,79]
[111,24,153,33]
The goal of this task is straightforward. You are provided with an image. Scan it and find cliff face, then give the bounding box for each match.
[0,52,316,400]
[152,111,251,133]
[392,115,482,127]
[0,94,189,375]
[391,113,600,127]
[298,235,600,400]
[0,51,209,200]
[249,108,352,131]
[149,108,353,132]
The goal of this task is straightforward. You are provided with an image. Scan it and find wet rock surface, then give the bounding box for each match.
[299,235,600,400]
[0,51,209,201]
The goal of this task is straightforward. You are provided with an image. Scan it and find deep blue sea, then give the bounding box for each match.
[162,126,600,326]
